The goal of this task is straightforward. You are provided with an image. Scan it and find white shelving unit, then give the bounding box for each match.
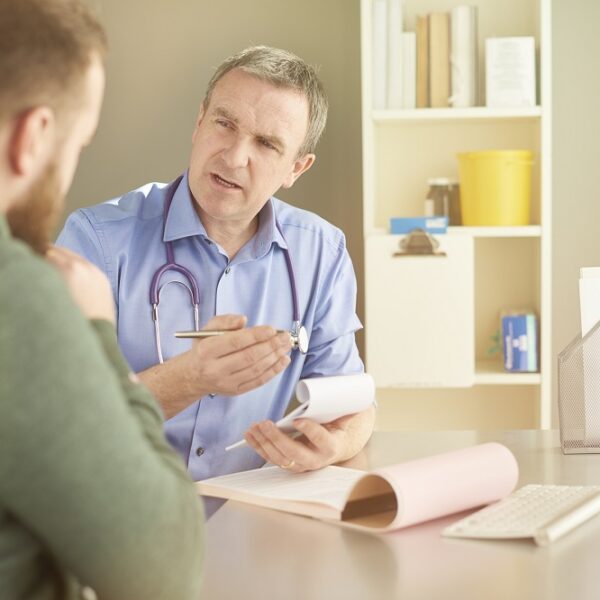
[360,0,552,428]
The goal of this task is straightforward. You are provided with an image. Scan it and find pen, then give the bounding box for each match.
[175,329,289,339]
[225,439,247,451]
[225,431,302,452]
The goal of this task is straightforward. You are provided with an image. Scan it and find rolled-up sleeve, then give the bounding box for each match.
[302,234,364,378]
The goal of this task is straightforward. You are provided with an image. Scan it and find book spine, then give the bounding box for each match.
[416,14,429,108]
[386,0,404,109]
[450,5,478,107]
[401,32,416,109]
[372,0,388,110]
[428,12,451,108]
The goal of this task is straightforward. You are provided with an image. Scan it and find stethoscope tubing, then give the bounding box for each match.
[150,176,304,363]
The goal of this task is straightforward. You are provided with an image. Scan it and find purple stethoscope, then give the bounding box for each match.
[150,177,309,363]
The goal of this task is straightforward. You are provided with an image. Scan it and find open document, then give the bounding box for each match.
[198,443,519,533]
[226,373,375,451]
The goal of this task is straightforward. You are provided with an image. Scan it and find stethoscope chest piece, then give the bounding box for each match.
[290,324,309,354]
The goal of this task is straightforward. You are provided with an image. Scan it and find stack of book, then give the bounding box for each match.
[372,2,478,109]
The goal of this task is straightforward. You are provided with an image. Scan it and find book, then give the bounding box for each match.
[401,32,416,109]
[389,216,447,234]
[449,5,478,107]
[386,0,403,109]
[372,0,388,110]
[416,14,429,108]
[485,37,536,108]
[226,373,375,450]
[501,310,538,372]
[197,442,519,533]
[428,12,450,108]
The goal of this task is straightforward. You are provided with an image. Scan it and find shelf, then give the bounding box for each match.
[365,226,542,238]
[475,360,541,385]
[360,0,552,427]
[447,226,542,238]
[373,106,542,123]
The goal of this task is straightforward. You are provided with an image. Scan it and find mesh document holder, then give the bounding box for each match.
[558,320,600,454]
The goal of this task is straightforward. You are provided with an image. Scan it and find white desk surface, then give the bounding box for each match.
[201,430,600,600]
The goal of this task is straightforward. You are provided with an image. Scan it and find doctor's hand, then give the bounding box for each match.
[186,314,293,397]
[46,246,115,324]
[244,406,376,473]
[244,416,351,473]
[141,314,293,419]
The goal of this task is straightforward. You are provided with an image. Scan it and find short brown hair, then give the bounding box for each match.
[203,46,328,157]
[0,0,107,124]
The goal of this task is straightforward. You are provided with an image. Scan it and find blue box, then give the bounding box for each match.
[390,216,448,235]
[502,312,538,372]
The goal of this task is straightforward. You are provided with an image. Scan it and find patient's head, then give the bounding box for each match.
[0,0,107,253]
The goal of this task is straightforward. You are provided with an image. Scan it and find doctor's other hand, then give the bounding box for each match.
[184,314,293,398]
[244,414,356,473]
[46,246,116,324]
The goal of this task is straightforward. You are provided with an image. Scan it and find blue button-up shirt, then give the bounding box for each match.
[57,172,363,481]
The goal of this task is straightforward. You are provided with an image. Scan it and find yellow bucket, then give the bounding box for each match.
[457,150,533,226]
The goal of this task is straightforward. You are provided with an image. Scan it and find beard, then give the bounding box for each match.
[6,161,63,255]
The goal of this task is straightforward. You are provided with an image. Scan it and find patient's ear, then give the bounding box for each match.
[9,106,55,177]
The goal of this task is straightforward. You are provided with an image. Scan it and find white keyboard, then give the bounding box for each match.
[443,484,600,546]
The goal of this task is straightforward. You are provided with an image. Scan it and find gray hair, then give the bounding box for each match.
[203,46,328,157]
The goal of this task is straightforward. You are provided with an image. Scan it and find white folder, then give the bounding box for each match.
[365,234,474,387]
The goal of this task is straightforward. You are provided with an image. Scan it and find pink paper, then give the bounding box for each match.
[344,443,518,531]
[381,442,518,529]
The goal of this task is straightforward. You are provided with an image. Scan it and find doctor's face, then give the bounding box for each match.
[188,69,315,230]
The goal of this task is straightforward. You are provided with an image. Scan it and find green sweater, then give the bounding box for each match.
[0,215,204,599]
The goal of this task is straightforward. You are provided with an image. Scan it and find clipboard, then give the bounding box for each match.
[365,231,474,387]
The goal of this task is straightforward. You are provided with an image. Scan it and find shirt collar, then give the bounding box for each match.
[163,171,208,243]
[252,198,288,258]
[162,171,288,255]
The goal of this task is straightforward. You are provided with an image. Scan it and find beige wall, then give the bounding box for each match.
[552,0,600,423]
[67,0,600,430]
[67,0,365,346]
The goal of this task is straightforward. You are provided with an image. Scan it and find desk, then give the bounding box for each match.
[201,430,600,600]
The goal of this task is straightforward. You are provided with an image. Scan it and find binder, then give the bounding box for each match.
[365,234,474,387]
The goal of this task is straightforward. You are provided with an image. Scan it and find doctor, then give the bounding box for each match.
[58,46,375,480]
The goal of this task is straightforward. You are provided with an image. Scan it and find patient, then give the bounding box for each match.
[0,1,204,598]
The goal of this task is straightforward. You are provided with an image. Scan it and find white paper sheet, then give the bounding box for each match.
[225,373,375,450]
[199,465,363,511]
[485,37,536,108]
[580,267,600,336]
[277,373,375,431]
[580,267,600,443]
